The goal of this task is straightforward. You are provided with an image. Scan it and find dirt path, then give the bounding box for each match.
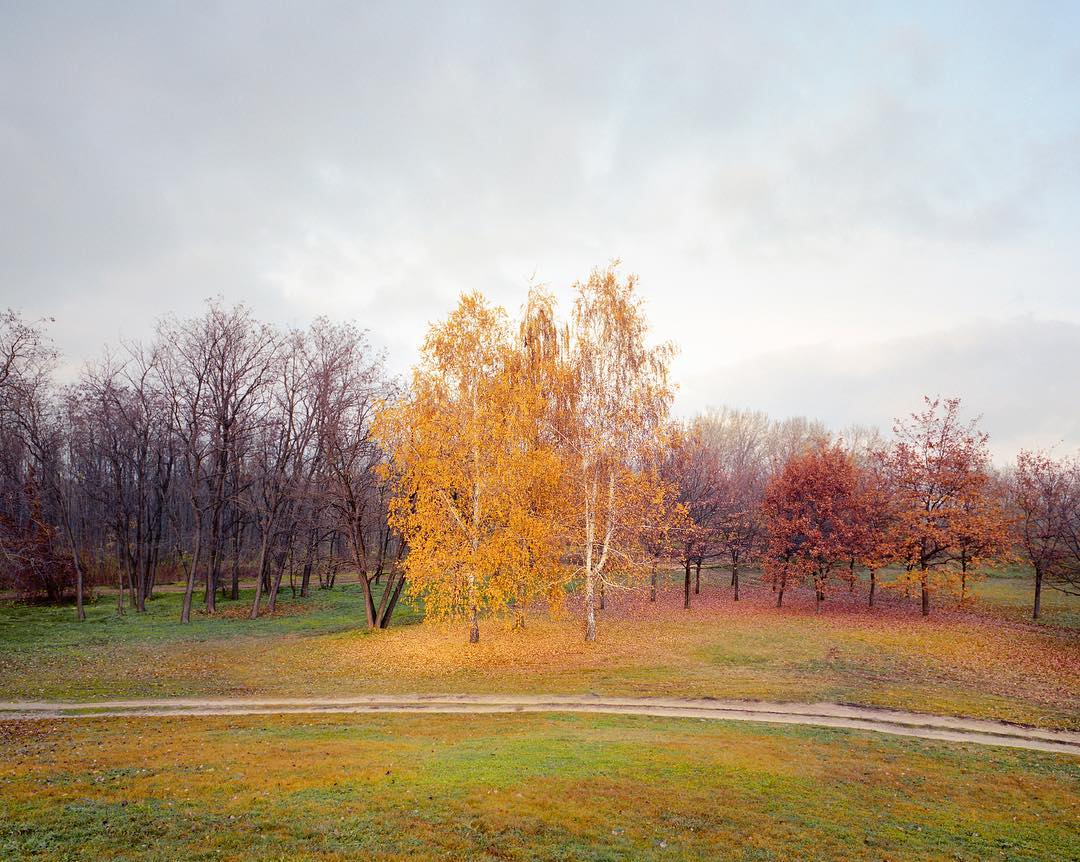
[2,694,1077,755]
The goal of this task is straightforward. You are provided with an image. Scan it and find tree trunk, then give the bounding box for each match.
[584,570,596,641]
[300,561,312,597]
[920,567,930,617]
[868,570,876,608]
[74,556,85,622]
[249,534,272,619]
[358,574,377,628]
[377,573,406,628]
[230,521,242,601]
[204,546,217,615]
[733,566,740,602]
[599,581,605,610]
[694,558,701,595]
[683,559,691,609]
[469,604,479,643]
[266,549,289,613]
[650,560,657,602]
[181,531,201,624]
[1033,565,1042,620]
[115,544,126,616]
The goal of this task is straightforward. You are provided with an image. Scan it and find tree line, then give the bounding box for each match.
[2,265,1079,640]
[375,264,1080,638]
[0,304,399,623]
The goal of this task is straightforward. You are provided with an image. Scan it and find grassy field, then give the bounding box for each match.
[2,712,1078,862]
[1,569,1078,861]
[0,569,1076,729]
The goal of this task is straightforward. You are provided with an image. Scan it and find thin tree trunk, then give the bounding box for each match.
[299,531,314,598]
[694,558,702,595]
[584,571,596,641]
[868,570,876,608]
[124,548,138,611]
[249,534,272,619]
[205,540,217,614]
[469,603,479,643]
[650,560,658,602]
[358,574,377,628]
[266,557,285,609]
[74,559,85,621]
[181,531,201,624]
[377,572,406,629]
[1033,565,1042,620]
[230,520,242,600]
[267,549,288,613]
[115,545,126,616]
[920,566,930,617]
[733,565,740,602]
[583,483,597,642]
[683,559,692,609]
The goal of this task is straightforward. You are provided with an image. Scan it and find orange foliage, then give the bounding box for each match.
[377,266,680,644]
[762,443,863,611]
[375,293,564,643]
[883,397,1010,615]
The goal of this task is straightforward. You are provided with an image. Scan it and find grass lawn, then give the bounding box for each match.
[2,712,1077,862]
[1,570,1078,862]
[0,569,1077,730]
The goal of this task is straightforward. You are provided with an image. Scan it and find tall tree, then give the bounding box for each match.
[314,319,399,627]
[1013,450,1080,618]
[850,452,897,608]
[666,422,721,608]
[562,265,675,641]
[378,294,562,642]
[703,408,771,602]
[762,442,862,611]
[885,397,1005,616]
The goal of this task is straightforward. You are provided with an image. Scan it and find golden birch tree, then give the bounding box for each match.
[561,264,675,642]
[376,292,563,642]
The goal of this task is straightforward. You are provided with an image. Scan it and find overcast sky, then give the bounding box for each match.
[2,2,1078,459]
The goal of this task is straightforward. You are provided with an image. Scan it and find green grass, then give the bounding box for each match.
[2,572,1077,860]
[1,712,1077,861]
[970,566,1080,629]
[0,581,419,652]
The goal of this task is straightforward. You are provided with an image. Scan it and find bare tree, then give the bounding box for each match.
[1014,450,1080,617]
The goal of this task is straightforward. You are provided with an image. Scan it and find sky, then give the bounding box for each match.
[2,1,1078,459]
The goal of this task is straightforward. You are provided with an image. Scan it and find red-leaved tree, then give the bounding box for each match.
[885,397,1006,616]
[763,442,862,612]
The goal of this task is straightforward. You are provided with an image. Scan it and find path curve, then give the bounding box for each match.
[2,694,1078,755]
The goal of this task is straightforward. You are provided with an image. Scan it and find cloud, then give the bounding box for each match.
[1,3,1078,450]
[684,318,1080,461]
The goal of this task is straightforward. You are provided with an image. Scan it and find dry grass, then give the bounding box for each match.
[2,573,1077,730]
